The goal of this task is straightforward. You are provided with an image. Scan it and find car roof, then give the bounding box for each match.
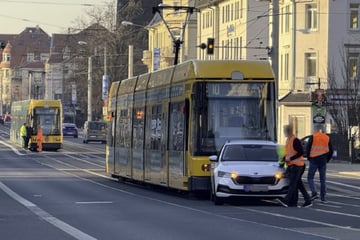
[223,139,277,146]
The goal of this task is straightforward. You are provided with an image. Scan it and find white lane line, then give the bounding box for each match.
[235,206,360,232]
[327,180,360,190]
[0,181,97,240]
[0,140,25,156]
[63,154,104,168]
[314,208,360,218]
[76,201,113,205]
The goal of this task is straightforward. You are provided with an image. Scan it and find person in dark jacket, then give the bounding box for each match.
[278,125,312,208]
[306,124,333,203]
[25,124,32,150]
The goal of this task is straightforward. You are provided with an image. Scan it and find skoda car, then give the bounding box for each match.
[209,140,289,205]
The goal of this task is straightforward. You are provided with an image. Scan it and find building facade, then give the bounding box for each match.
[0,26,50,114]
[142,0,198,72]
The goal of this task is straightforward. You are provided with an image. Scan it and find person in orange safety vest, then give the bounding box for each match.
[277,125,312,208]
[37,127,43,152]
[306,124,333,203]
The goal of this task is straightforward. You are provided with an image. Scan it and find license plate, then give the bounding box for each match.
[244,184,268,192]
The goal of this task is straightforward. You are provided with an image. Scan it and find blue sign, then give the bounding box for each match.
[102,75,109,100]
[153,48,160,71]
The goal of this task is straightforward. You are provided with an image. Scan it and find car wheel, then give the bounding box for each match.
[211,179,224,205]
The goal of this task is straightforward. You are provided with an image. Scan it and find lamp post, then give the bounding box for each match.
[152,4,199,65]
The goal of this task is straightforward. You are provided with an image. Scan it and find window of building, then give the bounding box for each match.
[289,115,306,139]
[222,6,225,23]
[235,1,240,20]
[2,53,10,62]
[27,53,35,62]
[348,52,359,79]
[350,3,360,30]
[285,5,290,33]
[284,53,289,81]
[306,4,318,30]
[305,53,317,80]
[240,0,243,19]
[40,53,49,62]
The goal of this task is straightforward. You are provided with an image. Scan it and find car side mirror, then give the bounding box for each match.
[209,155,218,162]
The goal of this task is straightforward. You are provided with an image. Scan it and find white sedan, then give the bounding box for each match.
[209,140,289,205]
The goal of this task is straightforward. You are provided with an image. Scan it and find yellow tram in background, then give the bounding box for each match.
[10,100,63,151]
[106,60,276,192]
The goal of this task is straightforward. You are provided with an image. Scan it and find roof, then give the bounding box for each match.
[279,92,312,103]
[0,26,50,69]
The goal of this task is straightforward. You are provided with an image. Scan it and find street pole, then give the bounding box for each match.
[128,45,133,78]
[87,56,92,121]
[28,71,32,100]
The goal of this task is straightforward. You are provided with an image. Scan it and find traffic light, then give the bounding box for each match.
[207,38,214,55]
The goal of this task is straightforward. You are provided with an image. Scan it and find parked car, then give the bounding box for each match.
[83,121,107,144]
[62,123,78,138]
[209,140,289,205]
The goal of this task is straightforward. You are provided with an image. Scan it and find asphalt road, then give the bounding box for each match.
[1,124,359,240]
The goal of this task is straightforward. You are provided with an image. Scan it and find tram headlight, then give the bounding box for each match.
[201,164,211,172]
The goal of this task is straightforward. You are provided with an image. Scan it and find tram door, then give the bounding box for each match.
[145,104,168,186]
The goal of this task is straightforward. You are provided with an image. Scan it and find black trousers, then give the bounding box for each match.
[285,165,311,206]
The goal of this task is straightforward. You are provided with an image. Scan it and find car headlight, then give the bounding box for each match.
[275,171,283,180]
[218,171,238,179]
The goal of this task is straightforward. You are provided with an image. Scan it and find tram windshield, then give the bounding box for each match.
[191,82,276,155]
[32,107,61,135]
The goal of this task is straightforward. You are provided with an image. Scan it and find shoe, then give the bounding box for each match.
[310,192,318,201]
[320,199,328,203]
[302,201,313,208]
[277,198,288,208]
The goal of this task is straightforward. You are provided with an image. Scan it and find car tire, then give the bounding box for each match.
[211,179,224,205]
[212,193,224,205]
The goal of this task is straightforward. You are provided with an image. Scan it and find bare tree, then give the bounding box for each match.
[66,0,156,122]
[328,45,360,161]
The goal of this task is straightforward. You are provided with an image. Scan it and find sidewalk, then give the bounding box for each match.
[326,161,360,177]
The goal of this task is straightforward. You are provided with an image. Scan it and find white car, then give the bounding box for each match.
[209,140,289,205]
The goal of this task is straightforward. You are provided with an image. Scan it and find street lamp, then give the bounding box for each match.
[152,4,199,65]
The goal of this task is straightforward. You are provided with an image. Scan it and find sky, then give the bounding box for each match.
[0,0,115,35]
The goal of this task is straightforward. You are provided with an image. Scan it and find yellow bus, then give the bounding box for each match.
[10,100,63,151]
[106,60,276,192]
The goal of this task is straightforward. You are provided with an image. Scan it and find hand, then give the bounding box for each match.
[285,156,291,162]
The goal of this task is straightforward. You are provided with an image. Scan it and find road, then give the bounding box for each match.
[1,123,360,240]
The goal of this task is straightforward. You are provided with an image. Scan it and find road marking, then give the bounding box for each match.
[76,201,113,204]
[0,181,97,240]
[327,180,360,190]
[0,140,25,156]
[315,208,360,218]
[235,206,360,232]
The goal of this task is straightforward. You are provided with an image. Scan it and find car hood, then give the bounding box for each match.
[218,161,282,175]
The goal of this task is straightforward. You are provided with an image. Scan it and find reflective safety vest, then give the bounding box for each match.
[285,135,304,166]
[309,132,329,158]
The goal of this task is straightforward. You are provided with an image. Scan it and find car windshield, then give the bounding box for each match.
[221,144,278,162]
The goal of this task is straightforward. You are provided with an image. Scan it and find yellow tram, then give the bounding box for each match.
[106,60,276,192]
[10,100,63,151]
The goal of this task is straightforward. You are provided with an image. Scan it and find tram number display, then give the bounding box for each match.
[35,108,57,114]
[207,83,261,97]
